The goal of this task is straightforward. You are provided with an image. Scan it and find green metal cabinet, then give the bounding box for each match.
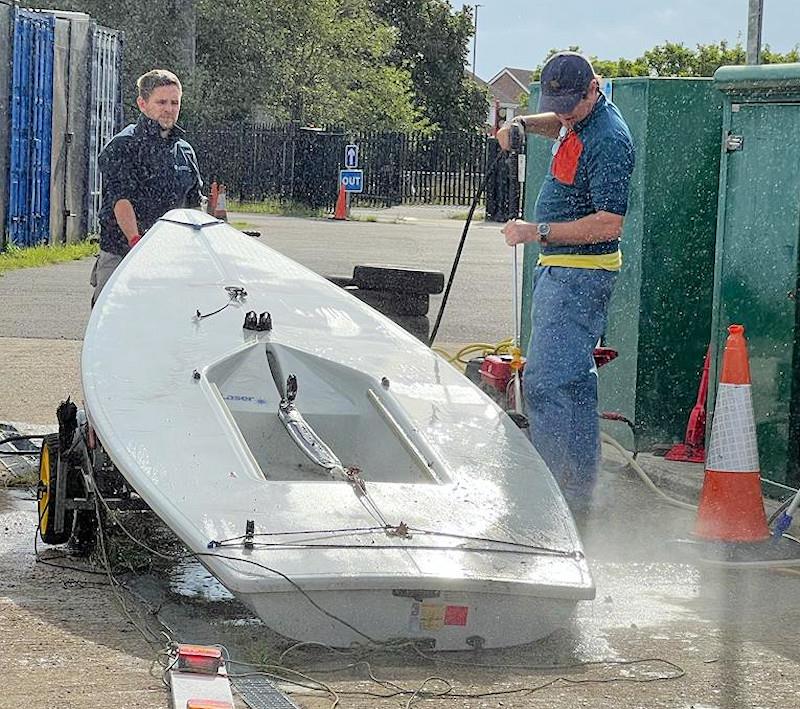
[521,78,723,450]
[710,64,800,488]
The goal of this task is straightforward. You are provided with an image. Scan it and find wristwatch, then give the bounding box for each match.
[536,222,551,243]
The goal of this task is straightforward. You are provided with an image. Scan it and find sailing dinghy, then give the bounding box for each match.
[82,209,594,650]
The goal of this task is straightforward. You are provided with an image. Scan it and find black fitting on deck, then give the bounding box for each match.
[244,519,255,549]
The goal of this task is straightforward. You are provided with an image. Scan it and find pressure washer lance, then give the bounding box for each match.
[507,120,527,418]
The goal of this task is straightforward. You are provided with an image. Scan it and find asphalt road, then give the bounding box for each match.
[0,213,517,344]
[0,213,519,423]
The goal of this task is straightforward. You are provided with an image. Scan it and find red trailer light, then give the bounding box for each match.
[177,644,223,675]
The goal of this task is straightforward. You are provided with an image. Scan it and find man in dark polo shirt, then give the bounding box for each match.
[496,51,635,517]
[90,69,202,305]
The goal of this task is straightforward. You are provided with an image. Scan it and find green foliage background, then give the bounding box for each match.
[21,0,800,131]
[583,40,799,79]
[24,0,489,132]
[513,41,800,111]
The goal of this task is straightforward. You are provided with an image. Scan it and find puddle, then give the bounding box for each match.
[581,562,700,629]
[170,558,235,602]
[0,490,14,514]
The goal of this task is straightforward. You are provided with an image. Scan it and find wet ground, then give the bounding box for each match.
[0,487,170,708]
[3,212,800,707]
[4,449,800,708]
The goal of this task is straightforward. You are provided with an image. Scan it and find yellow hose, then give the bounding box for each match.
[433,339,516,369]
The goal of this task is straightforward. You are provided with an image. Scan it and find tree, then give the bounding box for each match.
[258,0,425,130]
[530,41,800,82]
[640,40,799,76]
[521,41,800,112]
[23,0,196,111]
[191,0,288,123]
[24,0,424,130]
[370,0,489,132]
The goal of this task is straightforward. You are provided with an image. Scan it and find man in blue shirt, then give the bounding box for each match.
[90,69,202,305]
[496,51,635,517]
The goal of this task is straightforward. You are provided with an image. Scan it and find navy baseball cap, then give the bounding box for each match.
[538,52,595,114]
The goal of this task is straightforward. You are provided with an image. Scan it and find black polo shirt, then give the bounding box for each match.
[98,115,202,255]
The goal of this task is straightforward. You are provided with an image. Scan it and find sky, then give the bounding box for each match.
[471,0,798,79]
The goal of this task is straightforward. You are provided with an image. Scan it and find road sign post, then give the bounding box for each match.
[339,148,362,218]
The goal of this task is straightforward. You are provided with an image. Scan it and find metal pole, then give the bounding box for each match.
[472,4,481,77]
[173,0,196,76]
[512,243,522,412]
[746,0,763,65]
[511,148,525,415]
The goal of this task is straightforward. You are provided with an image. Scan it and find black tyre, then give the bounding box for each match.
[37,434,74,545]
[344,286,429,316]
[352,265,444,295]
[389,314,430,343]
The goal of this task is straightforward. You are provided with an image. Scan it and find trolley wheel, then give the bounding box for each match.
[37,434,74,545]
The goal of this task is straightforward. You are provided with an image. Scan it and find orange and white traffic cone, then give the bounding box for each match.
[694,324,769,543]
[214,184,228,221]
[333,182,347,220]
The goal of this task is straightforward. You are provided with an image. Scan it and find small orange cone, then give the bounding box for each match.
[333,181,347,220]
[214,183,228,221]
[208,181,219,215]
[665,347,710,463]
[694,324,769,542]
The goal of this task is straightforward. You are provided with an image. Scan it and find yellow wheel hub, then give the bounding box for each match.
[38,440,51,533]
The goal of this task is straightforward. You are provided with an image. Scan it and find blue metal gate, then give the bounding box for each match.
[7,9,54,247]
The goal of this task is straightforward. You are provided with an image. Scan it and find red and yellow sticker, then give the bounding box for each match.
[409,602,469,631]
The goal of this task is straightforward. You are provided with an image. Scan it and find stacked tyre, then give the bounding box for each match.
[326,265,445,343]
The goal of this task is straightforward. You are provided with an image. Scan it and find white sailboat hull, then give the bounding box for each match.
[241,589,576,649]
[82,210,594,650]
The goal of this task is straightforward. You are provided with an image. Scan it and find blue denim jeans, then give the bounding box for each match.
[523,266,617,509]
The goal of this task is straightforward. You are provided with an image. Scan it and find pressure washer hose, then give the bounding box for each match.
[600,432,697,511]
[432,339,515,367]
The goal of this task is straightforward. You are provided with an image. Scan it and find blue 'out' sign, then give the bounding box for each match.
[338,169,364,193]
[345,144,359,169]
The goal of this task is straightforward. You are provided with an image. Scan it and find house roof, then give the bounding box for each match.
[487,67,535,91]
[480,67,532,106]
[505,67,535,88]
